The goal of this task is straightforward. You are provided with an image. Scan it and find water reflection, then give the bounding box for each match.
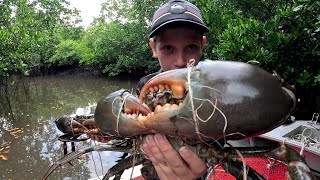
[0,74,138,179]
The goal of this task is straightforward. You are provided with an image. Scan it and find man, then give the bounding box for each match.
[139,2,292,180]
[137,1,209,179]
[91,1,291,179]
[91,1,209,179]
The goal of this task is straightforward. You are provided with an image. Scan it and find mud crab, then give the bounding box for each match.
[44,60,315,180]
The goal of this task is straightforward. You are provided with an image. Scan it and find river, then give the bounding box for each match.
[0,74,138,180]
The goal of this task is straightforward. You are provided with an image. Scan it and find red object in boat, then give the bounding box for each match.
[131,176,145,180]
[208,157,287,180]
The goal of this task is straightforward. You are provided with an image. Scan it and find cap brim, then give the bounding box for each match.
[149,19,209,38]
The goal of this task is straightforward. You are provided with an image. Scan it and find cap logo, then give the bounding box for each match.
[169,3,186,14]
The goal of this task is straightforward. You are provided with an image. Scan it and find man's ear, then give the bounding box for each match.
[149,38,158,58]
[201,36,207,50]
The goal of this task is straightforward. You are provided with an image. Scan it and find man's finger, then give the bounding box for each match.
[179,146,207,177]
[154,134,197,179]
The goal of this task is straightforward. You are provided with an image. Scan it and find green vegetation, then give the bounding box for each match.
[0,0,319,117]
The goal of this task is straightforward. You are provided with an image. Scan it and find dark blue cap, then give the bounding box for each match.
[150,0,209,38]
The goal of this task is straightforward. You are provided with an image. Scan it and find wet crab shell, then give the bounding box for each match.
[94,60,296,141]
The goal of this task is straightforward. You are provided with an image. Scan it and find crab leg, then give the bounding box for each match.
[63,142,67,155]
[102,154,145,180]
[71,142,75,152]
[55,117,89,135]
[221,158,266,180]
[42,145,135,180]
[218,144,316,180]
[268,144,316,180]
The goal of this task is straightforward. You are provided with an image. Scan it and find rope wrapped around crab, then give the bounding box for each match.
[43,60,315,180]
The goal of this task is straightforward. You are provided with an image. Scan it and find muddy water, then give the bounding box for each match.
[0,74,138,180]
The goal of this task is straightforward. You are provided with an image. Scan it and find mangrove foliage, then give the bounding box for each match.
[0,0,319,118]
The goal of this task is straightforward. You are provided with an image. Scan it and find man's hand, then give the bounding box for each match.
[143,134,207,180]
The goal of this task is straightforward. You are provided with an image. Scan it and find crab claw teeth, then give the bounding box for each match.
[131,114,137,119]
[159,85,165,91]
[170,104,179,109]
[125,108,132,114]
[137,114,147,122]
[155,105,162,114]
[171,85,184,99]
[149,87,155,93]
[161,104,171,112]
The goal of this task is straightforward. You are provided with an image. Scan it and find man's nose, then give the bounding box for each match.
[174,53,186,68]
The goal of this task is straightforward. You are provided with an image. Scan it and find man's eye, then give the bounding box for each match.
[161,45,173,53]
[186,44,199,51]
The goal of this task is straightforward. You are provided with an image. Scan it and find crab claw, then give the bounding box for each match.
[55,117,89,135]
[137,60,298,140]
[137,69,195,137]
[94,89,154,137]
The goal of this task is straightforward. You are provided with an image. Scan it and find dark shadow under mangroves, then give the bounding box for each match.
[0,74,138,179]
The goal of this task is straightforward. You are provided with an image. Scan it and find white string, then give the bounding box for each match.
[111,92,132,136]
[186,59,230,144]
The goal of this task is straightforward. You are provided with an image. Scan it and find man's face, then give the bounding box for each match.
[150,27,207,71]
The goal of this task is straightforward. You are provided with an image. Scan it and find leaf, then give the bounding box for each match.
[8,128,19,132]
[247,60,260,65]
[293,5,304,12]
[0,155,8,161]
[314,74,320,84]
